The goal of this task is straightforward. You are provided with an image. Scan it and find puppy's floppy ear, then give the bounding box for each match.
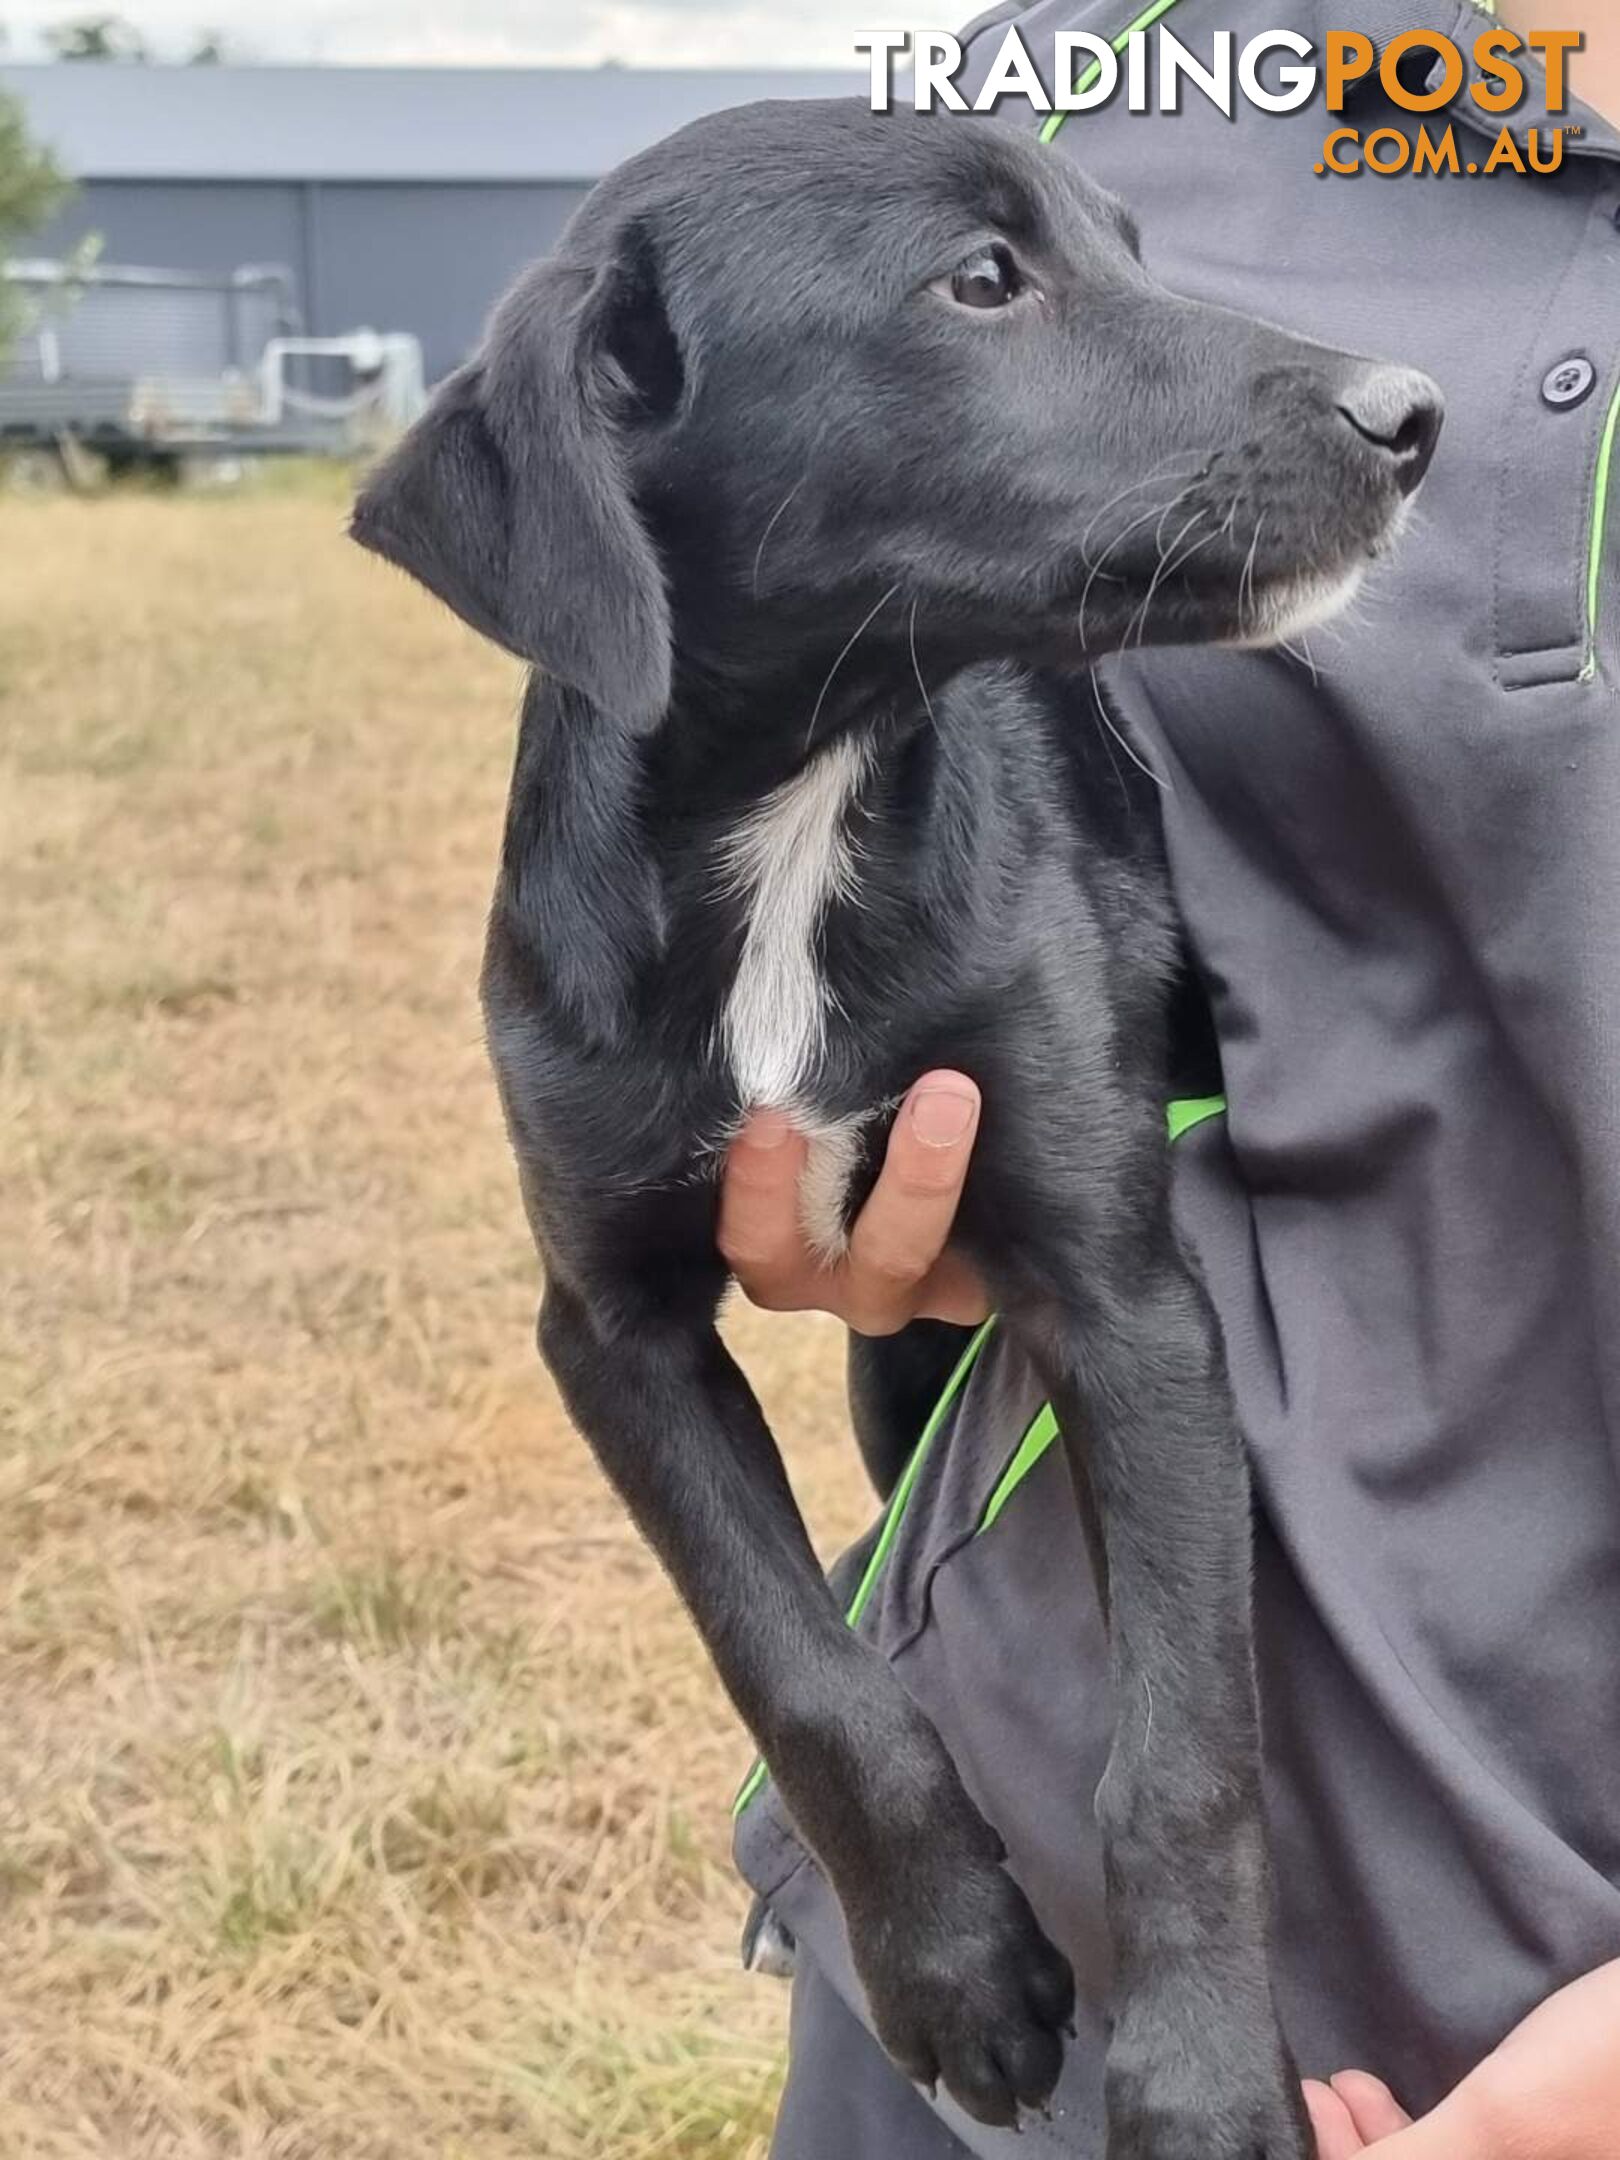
[350,228,675,729]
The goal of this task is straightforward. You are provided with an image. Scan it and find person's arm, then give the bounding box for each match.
[1307,1959,1620,2159]
[718,1073,991,1332]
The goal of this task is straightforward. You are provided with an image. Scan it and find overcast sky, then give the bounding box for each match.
[0,0,918,67]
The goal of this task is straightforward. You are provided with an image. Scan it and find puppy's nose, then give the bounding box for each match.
[1335,366,1444,496]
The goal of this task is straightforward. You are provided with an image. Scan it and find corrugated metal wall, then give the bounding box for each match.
[30,178,589,380]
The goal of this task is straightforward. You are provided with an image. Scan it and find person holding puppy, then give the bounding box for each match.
[723,3,1620,2154]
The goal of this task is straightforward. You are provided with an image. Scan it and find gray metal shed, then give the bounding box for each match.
[0,63,862,381]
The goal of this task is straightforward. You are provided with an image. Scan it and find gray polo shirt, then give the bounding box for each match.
[736,4,1620,2153]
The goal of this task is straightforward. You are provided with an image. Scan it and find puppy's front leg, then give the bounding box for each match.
[537,1275,1075,2128]
[1025,1234,1309,2160]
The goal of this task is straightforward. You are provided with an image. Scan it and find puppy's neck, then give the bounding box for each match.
[653,639,935,821]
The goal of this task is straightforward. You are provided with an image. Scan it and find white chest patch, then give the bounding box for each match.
[714,736,875,1260]
[715,734,871,1108]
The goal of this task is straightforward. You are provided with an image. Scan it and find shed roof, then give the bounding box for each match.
[0,62,866,185]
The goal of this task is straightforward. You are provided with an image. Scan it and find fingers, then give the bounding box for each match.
[843,1076,983,1335]
[1305,2070,1419,2160]
[718,1080,990,1330]
[717,1110,812,1309]
[1332,2072,1413,2143]
[1304,2079,1367,2159]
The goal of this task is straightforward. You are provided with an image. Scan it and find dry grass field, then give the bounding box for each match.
[0,473,873,2158]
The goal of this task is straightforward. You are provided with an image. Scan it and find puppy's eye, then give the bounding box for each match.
[931,244,1027,311]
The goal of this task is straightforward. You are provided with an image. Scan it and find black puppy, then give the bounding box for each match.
[353,102,1439,2157]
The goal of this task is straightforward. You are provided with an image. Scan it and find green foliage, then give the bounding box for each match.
[0,89,72,357]
[44,15,150,62]
[0,94,67,241]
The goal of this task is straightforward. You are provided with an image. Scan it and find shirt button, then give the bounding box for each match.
[1543,357,1597,409]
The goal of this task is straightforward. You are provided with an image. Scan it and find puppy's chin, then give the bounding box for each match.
[1220,560,1368,651]
[1222,495,1414,651]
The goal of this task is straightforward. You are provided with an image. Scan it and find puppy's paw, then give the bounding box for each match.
[856,1859,1075,2129]
[1105,1984,1310,2160]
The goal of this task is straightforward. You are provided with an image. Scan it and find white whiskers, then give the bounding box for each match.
[803,583,900,754]
[751,478,805,600]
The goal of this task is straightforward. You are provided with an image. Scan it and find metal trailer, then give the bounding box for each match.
[0,257,426,472]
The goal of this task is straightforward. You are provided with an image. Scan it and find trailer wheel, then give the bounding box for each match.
[104,447,178,489]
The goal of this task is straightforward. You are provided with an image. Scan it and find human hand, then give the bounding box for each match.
[718,1072,992,1335]
[1304,2071,1412,2158]
[1305,1957,1620,2159]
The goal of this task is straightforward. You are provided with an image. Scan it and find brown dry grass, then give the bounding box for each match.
[0,474,871,2158]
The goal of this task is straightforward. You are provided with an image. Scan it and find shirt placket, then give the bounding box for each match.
[1437,68,1620,687]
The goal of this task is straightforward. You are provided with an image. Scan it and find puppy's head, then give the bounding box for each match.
[354,101,1440,723]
